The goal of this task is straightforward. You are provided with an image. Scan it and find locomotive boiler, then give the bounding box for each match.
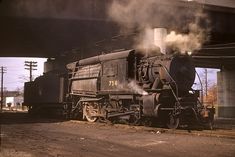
[65,49,214,128]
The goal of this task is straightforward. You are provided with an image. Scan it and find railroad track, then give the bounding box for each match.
[69,120,235,139]
[1,111,235,139]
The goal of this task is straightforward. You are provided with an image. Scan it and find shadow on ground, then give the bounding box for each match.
[1,110,234,131]
[0,111,67,125]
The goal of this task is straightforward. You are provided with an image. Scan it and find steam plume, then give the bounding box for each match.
[108,0,211,53]
[117,80,148,96]
[127,81,148,96]
[165,11,211,53]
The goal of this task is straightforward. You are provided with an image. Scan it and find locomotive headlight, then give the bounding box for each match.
[187,51,192,55]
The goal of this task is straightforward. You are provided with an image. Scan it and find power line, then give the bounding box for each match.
[24,61,38,82]
[1,66,7,111]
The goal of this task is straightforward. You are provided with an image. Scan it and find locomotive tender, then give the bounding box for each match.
[24,49,214,129]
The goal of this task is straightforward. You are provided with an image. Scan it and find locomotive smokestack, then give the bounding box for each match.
[154,28,167,54]
[136,27,167,54]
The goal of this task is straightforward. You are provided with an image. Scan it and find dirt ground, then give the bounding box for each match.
[0,111,235,157]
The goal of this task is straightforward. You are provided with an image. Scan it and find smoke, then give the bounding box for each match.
[108,0,211,53]
[108,0,157,31]
[134,27,161,53]
[108,0,160,52]
[117,80,148,96]
[127,81,148,96]
[165,11,211,53]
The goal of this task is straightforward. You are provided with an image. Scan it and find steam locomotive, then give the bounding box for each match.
[24,49,215,129]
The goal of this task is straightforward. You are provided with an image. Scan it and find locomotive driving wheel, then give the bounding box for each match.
[166,113,180,129]
[83,103,98,122]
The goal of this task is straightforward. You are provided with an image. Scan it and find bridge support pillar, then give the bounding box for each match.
[217,68,235,118]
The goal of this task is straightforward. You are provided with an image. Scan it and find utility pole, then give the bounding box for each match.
[205,68,208,98]
[1,66,6,111]
[24,61,37,82]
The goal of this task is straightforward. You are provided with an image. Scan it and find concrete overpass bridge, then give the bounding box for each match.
[0,0,235,118]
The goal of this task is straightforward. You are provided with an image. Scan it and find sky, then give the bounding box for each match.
[194,68,219,90]
[0,57,219,92]
[0,57,47,91]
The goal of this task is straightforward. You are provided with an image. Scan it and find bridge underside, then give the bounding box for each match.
[0,17,119,57]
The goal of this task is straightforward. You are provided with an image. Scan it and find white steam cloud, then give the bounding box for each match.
[165,11,211,53]
[108,0,211,54]
[127,81,148,96]
[117,80,148,96]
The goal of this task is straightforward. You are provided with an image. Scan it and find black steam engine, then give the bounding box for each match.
[24,49,215,129]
